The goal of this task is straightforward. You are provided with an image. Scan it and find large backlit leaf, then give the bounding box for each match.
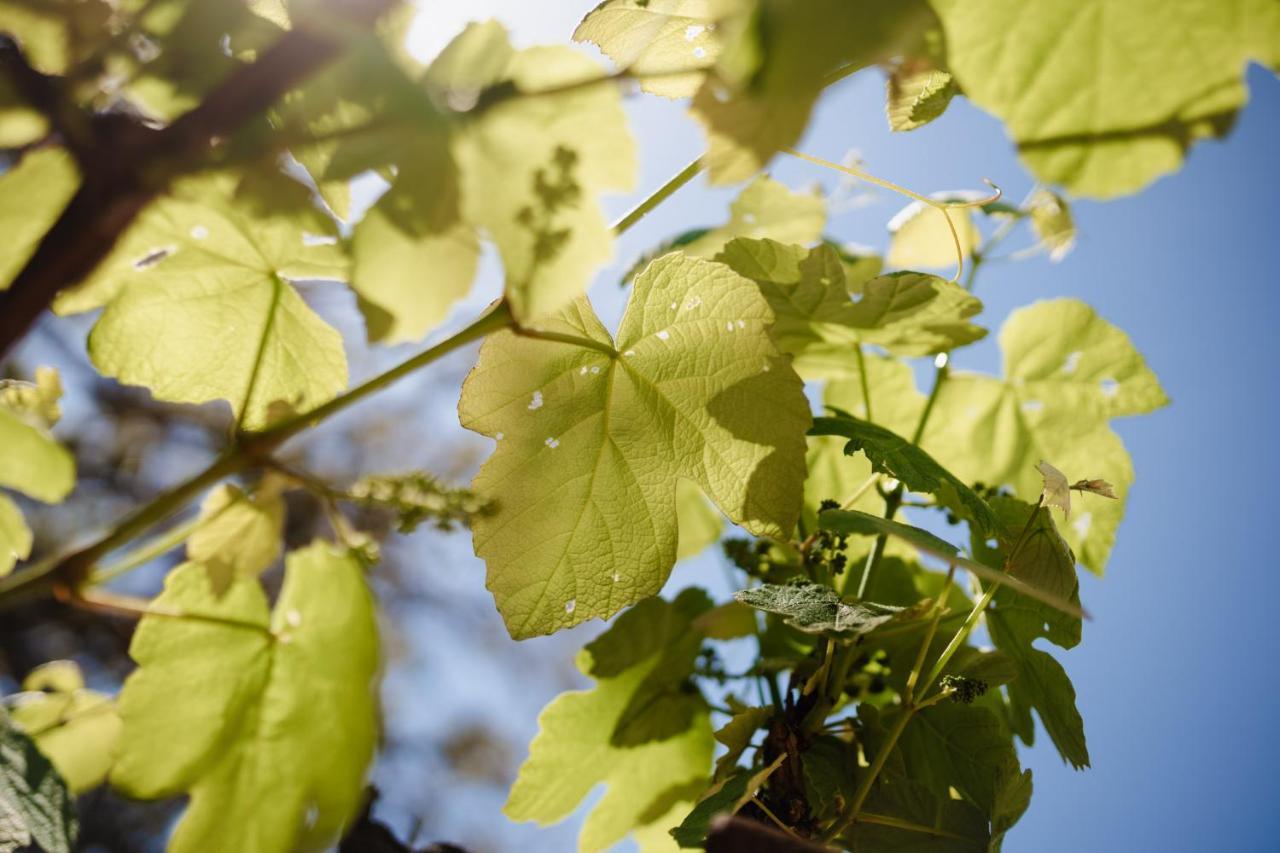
[460,253,810,638]
[111,543,379,853]
[505,594,714,852]
[69,171,349,430]
[679,175,826,259]
[931,0,1280,196]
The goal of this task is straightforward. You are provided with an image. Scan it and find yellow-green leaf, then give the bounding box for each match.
[573,0,724,98]
[680,174,826,259]
[505,595,714,852]
[460,253,810,637]
[75,171,349,429]
[886,64,956,132]
[10,661,122,793]
[111,543,379,853]
[0,148,79,291]
[675,480,723,561]
[441,22,637,323]
[887,198,979,271]
[187,482,286,596]
[931,0,1280,197]
[0,368,75,504]
[0,494,32,578]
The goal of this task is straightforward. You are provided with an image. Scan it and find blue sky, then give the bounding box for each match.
[372,4,1280,850]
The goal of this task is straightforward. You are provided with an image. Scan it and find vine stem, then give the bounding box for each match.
[903,561,957,705]
[610,157,703,235]
[87,516,201,586]
[853,344,873,422]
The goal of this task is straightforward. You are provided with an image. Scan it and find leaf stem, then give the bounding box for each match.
[610,157,703,236]
[88,516,201,586]
[512,326,617,356]
[903,561,956,705]
[823,702,914,842]
[853,344,873,423]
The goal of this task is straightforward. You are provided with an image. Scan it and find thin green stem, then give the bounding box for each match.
[915,497,1045,698]
[610,157,702,236]
[824,704,914,842]
[903,561,957,705]
[854,344,873,423]
[911,362,948,445]
[88,516,201,586]
[513,326,617,356]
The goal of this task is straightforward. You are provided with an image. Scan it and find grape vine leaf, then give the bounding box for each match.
[735,581,903,635]
[931,0,1280,197]
[0,709,77,853]
[680,175,826,259]
[440,21,637,323]
[573,0,724,98]
[0,495,32,578]
[9,661,122,794]
[187,481,287,596]
[808,414,1002,537]
[849,771,988,851]
[886,64,957,132]
[0,367,75,505]
[712,706,772,780]
[459,253,810,638]
[65,170,349,430]
[110,543,379,853]
[689,0,932,182]
[0,0,111,74]
[669,755,785,848]
[825,299,1166,572]
[886,198,979,271]
[505,594,714,852]
[1026,190,1075,261]
[892,703,1020,814]
[0,148,79,291]
[717,238,984,377]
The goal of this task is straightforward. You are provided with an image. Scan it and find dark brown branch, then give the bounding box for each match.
[0,0,396,359]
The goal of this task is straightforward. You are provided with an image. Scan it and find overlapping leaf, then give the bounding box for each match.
[0,710,77,853]
[932,0,1280,197]
[187,481,286,595]
[717,238,984,377]
[460,253,810,638]
[505,593,714,852]
[735,581,902,635]
[573,0,726,98]
[0,148,79,290]
[9,661,121,793]
[111,543,379,853]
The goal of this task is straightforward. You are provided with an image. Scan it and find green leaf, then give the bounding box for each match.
[187,482,286,596]
[581,589,713,747]
[676,480,724,561]
[70,170,349,430]
[669,755,784,848]
[460,253,810,638]
[892,704,1019,814]
[678,175,826,260]
[690,0,930,182]
[818,509,960,558]
[931,0,1280,197]
[505,595,714,852]
[349,182,479,344]
[110,543,379,853]
[712,706,772,780]
[717,238,985,377]
[734,581,903,635]
[1026,190,1075,261]
[807,415,1001,537]
[990,768,1033,851]
[0,494,31,578]
[831,299,1165,572]
[802,735,858,819]
[986,596,1089,769]
[849,771,988,852]
[693,600,757,640]
[573,0,724,98]
[0,0,112,74]
[0,709,77,853]
[9,661,122,794]
[887,199,979,271]
[886,65,957,132]
[441,22,636,323]
[0,368,75,504]
[0,148,79,291]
